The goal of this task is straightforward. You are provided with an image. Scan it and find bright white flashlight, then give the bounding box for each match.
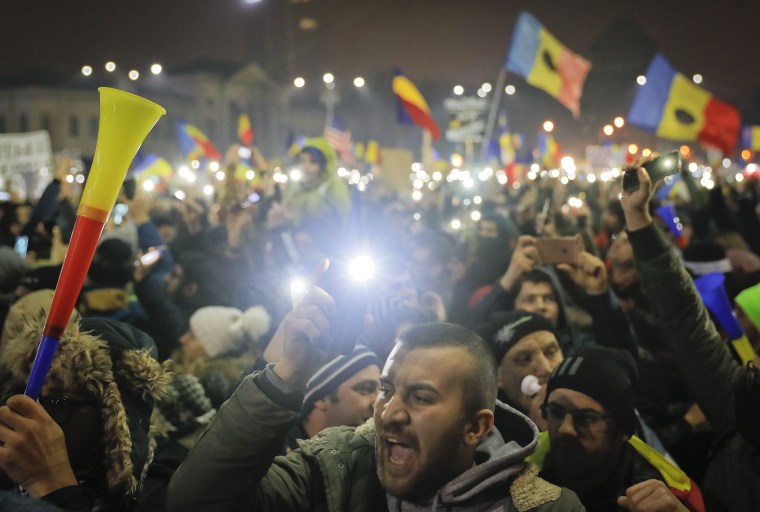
[348,255,375,282]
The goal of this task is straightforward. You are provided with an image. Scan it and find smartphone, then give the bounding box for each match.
[319,257,373,356]
[536,197,552,235]
[14,236,28,258]
[139,248,162,266]
[123,178,136,200]
[622,150,683,192]
[535,237,581,265]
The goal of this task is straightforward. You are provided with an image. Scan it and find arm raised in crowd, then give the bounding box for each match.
[470,235,538,325]
[167,286,337,512]
[558,251,639,358]
[622,166,742,436]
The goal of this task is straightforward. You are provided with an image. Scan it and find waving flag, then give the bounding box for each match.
[628,54,740,155]
[393,70,441,140]
[324,116,354,163]
[132,154,174,179]
[505,12,591,117]
[238,113,254,146]
[742,126,760,151]
[177,121,222,161]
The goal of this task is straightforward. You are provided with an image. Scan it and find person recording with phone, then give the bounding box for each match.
[471,233,638,359]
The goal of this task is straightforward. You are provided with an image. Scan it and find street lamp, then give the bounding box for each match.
[453,85,464,96]
[543,120,554,133]
[603,124,614,136]
[505,84,516,95]
[294,77,305,88]
[150,63,163,75]
[128,70,139,81]
[614,116,625,128]
[81,66,93,76]
[481,82,492,93]
[636,75,646,85]
[105,61,116,72]
[323,73,334,84]
[353,77,365,88]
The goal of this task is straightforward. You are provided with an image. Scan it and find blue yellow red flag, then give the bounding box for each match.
[505,12,591,117]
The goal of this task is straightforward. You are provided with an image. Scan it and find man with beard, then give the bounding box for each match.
[536,346,703,512]
[167,287,583,511]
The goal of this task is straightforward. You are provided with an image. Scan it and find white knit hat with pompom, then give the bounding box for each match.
[189,305,271,358]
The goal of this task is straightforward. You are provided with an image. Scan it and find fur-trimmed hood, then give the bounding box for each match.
[0,314,170,503]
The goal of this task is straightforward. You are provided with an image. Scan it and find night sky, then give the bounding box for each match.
[3,0,760,150]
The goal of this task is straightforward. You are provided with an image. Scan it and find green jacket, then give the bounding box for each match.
[167,371,584,512]
[629,224,760,511]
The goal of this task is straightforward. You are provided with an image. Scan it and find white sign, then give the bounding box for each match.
[443,97,489,112]
[446,120,486,143]
[0,130,54,199]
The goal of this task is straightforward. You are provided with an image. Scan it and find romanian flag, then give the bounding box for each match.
[364,140,380,164]
[742,126,760,151]
[132,154,174,179]
[238,113,254,146]
[527,432,704,512]
[393,70,441,140]
[628,54,740,155]
[537,132,561,168]
[628,436,705,512]
[177,121,222,161]
[505,12,591,117]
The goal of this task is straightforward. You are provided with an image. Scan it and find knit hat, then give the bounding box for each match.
[0,315,170,502]
[0,289,80,347]
[682,242,732,276]
[544,346,638,436]
[475,310,558,362]
[189,305,271,358]
[735,282,760,332]
[18,264,62,292]
[302,345,381,413]
[0,246,31,292]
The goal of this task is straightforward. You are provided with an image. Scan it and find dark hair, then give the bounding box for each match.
[517,268,556,291]
[397,322,497,414]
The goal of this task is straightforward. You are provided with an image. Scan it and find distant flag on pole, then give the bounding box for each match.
[365,140,380,164]
[537,132,561,168]
[742,126,760,151]
[393,69,441,140]
[176,121,222,161]
[238,113,254,146]
[324,116,354,163]
[505,11,591,117]
[627,53,740,155]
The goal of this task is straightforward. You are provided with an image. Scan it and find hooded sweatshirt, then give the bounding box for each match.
[385,400,575,512]
[167,368,583,512]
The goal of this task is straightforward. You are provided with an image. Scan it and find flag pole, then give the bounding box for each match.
[480,67,508,167]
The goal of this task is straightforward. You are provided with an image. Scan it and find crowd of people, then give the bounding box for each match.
[0,137,758,512]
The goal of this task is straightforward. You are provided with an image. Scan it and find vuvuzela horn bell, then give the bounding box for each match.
[25,87,165,399]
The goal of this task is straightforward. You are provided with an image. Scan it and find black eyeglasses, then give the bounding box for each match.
[540,403,614,432]
[39,396,99,424]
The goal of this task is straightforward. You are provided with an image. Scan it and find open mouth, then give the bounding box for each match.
[385,437,414,467]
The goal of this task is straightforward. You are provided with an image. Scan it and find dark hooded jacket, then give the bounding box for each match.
[167,368,583,512]
[0,316,171,511]
[629,223,760,511]
[470,266,637,358]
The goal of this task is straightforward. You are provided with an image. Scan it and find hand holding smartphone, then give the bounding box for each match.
[622,150,683,192]
[535,237,582,265]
